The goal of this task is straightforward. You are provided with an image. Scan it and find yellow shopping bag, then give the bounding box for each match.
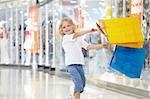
[96,16,144,48]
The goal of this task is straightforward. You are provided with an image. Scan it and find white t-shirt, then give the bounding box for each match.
[62,34,89,66]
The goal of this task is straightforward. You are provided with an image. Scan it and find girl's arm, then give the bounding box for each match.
[87,44,108,50]
[73,28,97,39]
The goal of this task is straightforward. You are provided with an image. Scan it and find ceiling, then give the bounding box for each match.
[0,0,106,28]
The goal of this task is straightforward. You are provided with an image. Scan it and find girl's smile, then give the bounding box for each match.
[62,21,74,35]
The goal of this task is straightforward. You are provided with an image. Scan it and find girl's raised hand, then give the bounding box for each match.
[91,28,97,32]
[102,43,109,49]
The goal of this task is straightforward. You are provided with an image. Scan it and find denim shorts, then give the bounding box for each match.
[67,64,86,93]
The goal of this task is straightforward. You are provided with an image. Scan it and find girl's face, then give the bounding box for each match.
[62,21,74,35]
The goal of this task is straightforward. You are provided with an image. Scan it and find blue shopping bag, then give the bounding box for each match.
[110,46,146,78]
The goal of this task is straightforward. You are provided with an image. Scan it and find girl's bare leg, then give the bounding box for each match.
[74,91,80,99]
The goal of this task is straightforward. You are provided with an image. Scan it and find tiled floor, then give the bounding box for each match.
[0,67,139,99]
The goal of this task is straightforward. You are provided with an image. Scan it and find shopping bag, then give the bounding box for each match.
[96,16,144,48]
[110,46,146,78]
[103,16,144,43]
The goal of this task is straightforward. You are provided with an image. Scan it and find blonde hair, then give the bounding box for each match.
[59,17,75,36]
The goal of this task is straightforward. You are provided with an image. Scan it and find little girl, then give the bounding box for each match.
[59,17,107,99]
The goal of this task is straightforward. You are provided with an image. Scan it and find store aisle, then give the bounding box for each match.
[0,67,138,99]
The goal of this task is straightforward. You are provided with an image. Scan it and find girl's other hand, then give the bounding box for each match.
[102,43,109,49]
